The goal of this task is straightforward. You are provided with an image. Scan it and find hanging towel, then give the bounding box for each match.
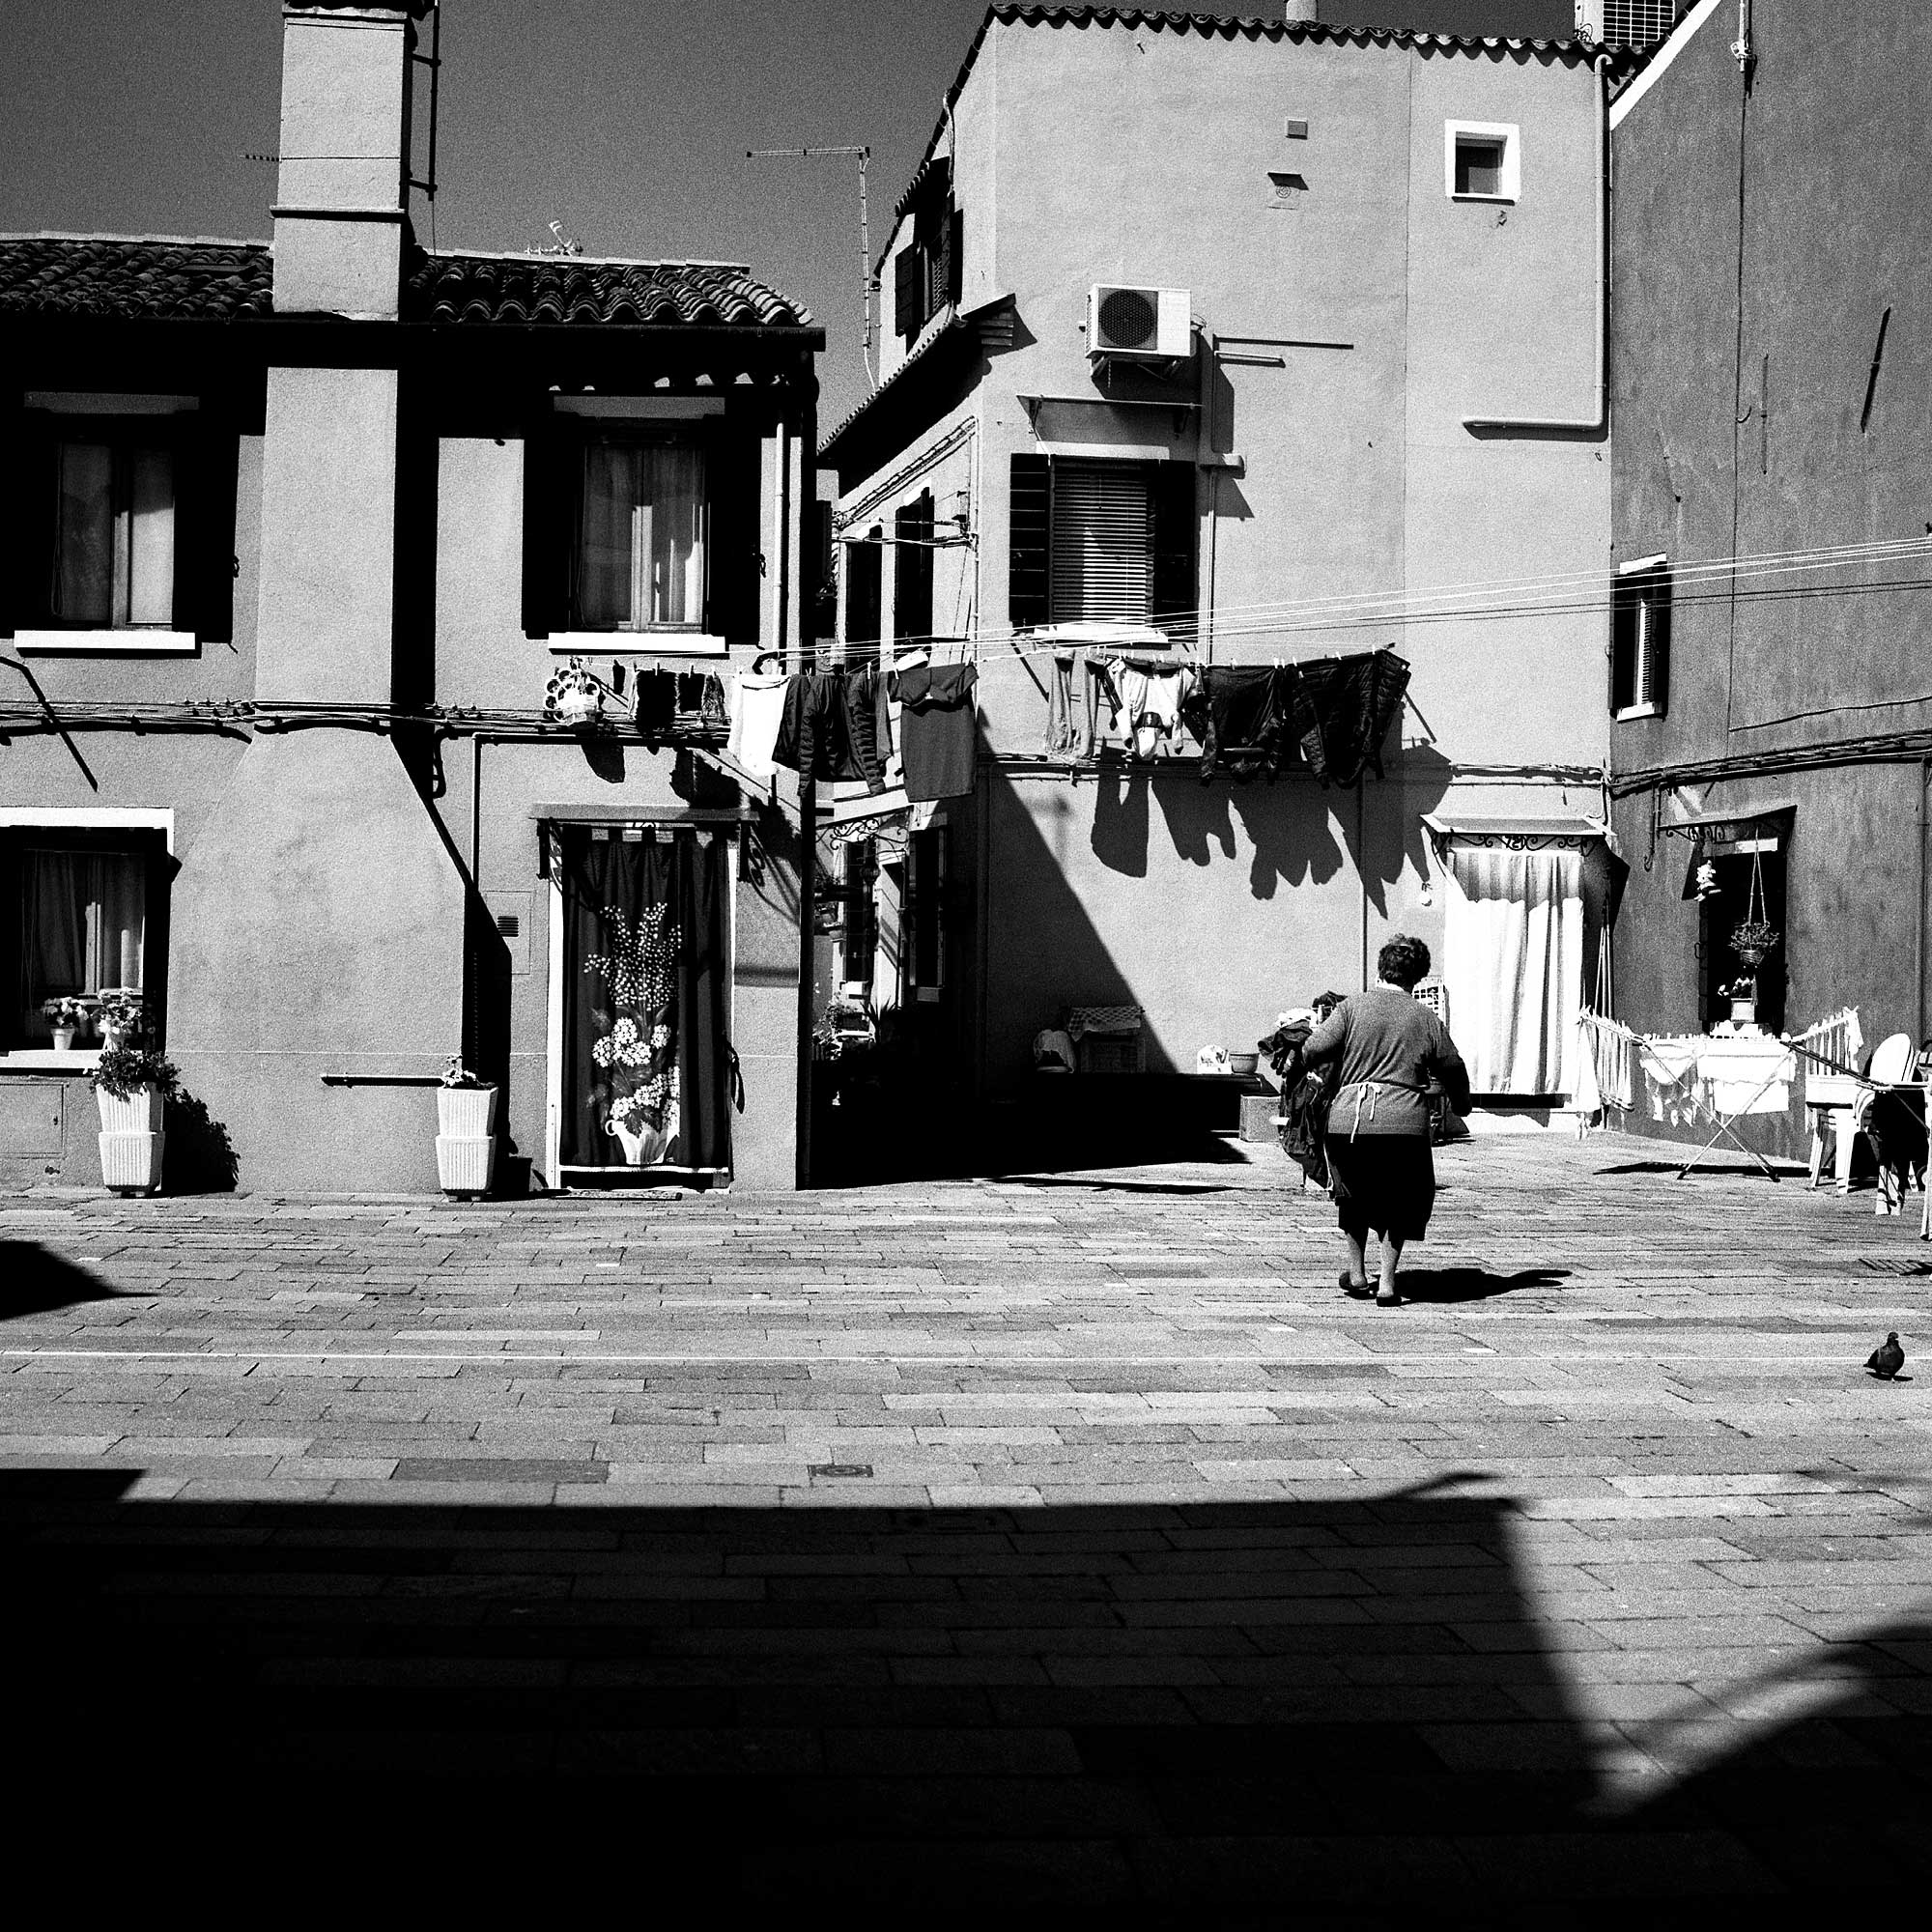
[895,662,980,802]
[1044,650,1080,757]
[726,672,788,781]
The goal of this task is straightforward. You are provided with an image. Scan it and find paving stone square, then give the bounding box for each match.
[2,1130,1928,1915]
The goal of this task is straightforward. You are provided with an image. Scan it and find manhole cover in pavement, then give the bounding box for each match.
[1858,1257,1932,1275]
[808,1463,873,1479]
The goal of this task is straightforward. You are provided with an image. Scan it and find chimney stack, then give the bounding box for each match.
[1283,1,1321,19]
[271,1,428,316]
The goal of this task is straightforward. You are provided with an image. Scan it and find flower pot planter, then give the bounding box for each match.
[437,1085,498,1137]
[435,1135,496,1198]
[51,1028,75,1053]
[98,1085,164,1135]
[98,1131,164,1195]
[1729,998,1757,1026]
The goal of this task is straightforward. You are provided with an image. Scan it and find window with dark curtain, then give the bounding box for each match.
[3,829,169,1049]
[894,492,934,646]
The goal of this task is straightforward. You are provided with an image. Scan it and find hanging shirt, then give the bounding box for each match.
[1183,666,1293,781]
[726,672,788,781]
[895,662,980,802]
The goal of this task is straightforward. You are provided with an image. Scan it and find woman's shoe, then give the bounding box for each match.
[1340,1271,1374,1299]
[1375,1286,1402,1307]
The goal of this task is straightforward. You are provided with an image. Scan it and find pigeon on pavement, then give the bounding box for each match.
[1866,1332,1906,1380]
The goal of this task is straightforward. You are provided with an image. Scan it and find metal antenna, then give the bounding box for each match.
[748,145,874,390]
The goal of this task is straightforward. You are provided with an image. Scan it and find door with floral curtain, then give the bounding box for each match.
[557,826,732,1175]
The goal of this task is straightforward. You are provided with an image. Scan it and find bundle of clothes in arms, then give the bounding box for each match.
[725,654,980,806]
[1042,645,1411,786]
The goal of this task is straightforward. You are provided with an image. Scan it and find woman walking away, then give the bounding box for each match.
[1302,935,1471,1307]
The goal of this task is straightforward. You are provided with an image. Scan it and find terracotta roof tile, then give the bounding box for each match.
[0,235,272,319]
[0,236,810,331]
[404,252,811,328]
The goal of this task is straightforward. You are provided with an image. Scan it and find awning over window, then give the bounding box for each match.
[1421,812,1606,857]
[1659,802,1795,843]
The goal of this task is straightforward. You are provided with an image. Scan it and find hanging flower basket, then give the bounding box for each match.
[1729,919,1779,967]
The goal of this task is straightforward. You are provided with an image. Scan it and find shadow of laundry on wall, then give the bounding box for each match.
[0,1243,127,1320]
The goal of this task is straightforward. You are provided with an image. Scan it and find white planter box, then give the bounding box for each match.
[437,1086,498,1137]
[97,1086,164,1135]
[436,1135,497,1197]
[99,1131,164,1195]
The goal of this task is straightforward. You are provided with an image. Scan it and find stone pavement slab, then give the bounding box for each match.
[1,1131,1928,1911]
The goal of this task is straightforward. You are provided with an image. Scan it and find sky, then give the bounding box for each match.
[0,0,1572,431]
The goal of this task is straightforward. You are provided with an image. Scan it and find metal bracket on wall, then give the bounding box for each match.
[318,1074,446,1088]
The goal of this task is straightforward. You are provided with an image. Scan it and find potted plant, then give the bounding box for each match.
[435,1056,498,1198]
[43,996,91,1053]
[96,988,147,1050]
[1719,975,1759,1029]
[89,1044,179,1196]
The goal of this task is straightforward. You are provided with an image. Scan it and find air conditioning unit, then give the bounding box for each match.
[1088,284,1192,360]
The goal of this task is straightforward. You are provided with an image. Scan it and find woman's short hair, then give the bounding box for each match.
[1377,934,1431,991]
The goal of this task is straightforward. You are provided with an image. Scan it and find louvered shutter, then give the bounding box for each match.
[0,401,51,637]
[1050,462,1152,624]
[520,408,571,638]
[706,416,761,645]
[846,531,882,648]
[946,207,964,307]
[174,409,241,643]
[1637,573,1671,716]
[895,245,923,340]
[1008,453,1051,628]
[1150,461,1196,627]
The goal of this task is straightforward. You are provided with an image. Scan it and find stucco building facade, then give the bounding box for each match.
[0,0,821,1194]
[822,7,1616,1142]
[1605,0,1932,1158]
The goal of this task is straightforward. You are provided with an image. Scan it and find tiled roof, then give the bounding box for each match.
[0,235,272,318]
[405,252,811,328]
[0,235,811,330]
[984,6,1597,60]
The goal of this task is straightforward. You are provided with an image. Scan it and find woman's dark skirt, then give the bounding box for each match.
[1324,1132,1436,1241]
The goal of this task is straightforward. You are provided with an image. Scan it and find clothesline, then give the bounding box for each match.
[816,531,1932,666]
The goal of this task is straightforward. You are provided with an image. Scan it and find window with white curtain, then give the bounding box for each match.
[12,842,153,1049]
[48,437,176,628]
[576,438,707,630]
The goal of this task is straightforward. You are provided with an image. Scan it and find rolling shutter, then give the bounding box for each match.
[1008,453,1050,628]
[1049,462,1152,624]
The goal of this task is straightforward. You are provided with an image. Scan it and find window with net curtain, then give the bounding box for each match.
[47,438,176,628]
[576,438,707,630]
[15,847,148,1047]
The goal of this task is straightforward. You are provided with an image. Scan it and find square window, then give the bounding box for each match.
[39,432,177,628]
[1445,121,1520,202]
[574,436,708,631]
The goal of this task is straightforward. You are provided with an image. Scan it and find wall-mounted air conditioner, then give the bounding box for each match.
[1088,284,1192,360]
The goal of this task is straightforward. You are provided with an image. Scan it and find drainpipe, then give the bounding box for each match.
[1918,755,1929,1042]
[1461,51,1612,437]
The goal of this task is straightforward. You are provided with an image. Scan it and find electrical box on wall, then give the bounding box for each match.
[1087,284,1192,360]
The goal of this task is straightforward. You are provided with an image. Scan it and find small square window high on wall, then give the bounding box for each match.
[1610,557,1671,719]
[1445,122,1520,203]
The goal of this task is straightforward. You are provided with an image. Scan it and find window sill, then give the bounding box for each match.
[14,629,199,656]
[1613,702,1660,722]
[548,632,729,659]
[1449,192,1517,206]
[0,1049,102,1074]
